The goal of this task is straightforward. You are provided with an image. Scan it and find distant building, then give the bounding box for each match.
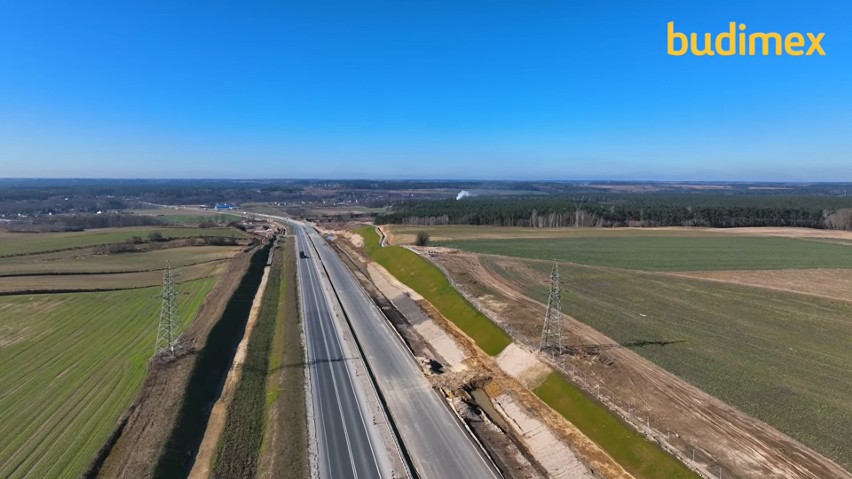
[214,203,237,210]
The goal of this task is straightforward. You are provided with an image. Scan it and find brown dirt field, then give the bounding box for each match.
[386,225,852,246]
[701,227,852,240]
[430,250,851,479]
[668,269,852,303]
[93,251,253,479]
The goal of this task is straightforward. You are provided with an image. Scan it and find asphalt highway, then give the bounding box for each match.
[294,226,391,479]
[300,223,500,479]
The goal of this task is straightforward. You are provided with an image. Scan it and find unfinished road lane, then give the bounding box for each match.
[302,226,500,479]
[294,228,391,479]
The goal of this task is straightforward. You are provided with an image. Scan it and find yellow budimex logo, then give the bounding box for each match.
[667,22,825,56]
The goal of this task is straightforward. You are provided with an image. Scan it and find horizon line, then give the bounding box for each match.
[1,177,851,185]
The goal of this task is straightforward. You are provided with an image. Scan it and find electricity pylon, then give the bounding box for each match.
[154,261,182,358]
[539,260,564,356]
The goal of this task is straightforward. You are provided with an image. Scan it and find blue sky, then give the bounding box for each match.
[1,1,850,180]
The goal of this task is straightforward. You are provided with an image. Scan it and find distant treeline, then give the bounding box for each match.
[98,234,239,254]
[376,196,852,230]
[0,180,301,216]
[9,214,164,232]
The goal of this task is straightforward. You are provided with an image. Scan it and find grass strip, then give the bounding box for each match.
[535,373,698,479]
[357,226,510,356]
[259,234,308,478]
[212,243,283,477]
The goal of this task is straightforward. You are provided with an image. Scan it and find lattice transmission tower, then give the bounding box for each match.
[154,261,183,358]
[539,260,564,356]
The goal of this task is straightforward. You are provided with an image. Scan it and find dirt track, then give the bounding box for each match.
[667,268,852,303]
[430,250,852,479]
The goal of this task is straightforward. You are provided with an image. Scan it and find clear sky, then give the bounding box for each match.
[1,1,850,180]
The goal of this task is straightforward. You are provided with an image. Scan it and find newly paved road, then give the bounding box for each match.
[293,226,391,479]
[300,224,501,479]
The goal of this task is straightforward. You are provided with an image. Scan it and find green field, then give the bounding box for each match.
[0,278,215,479]
[358,226,511,356]
[0,261,224,294]
[441,235,852,270]
[484,257,852,469]
[0,233,237,293]
[535,373,697,479]
[0,226,245,257]
[0,246,235,276]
